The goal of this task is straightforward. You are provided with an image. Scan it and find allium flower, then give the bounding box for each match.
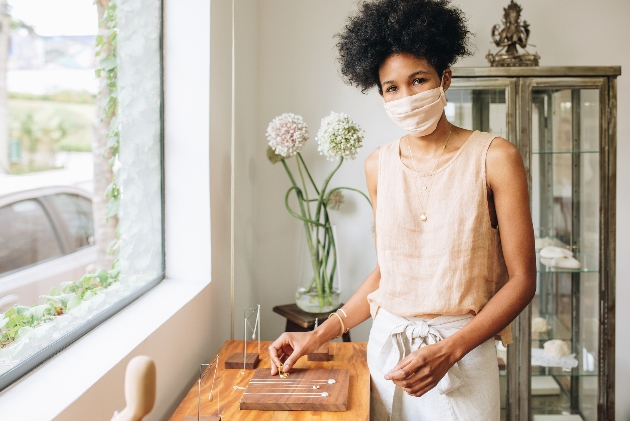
[327,190,345,210]
[316,112,364,160]
[266,113,309,158]
[266,146,283,164]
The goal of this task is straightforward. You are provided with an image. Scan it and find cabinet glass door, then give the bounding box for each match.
[530,85,601,421]
[447,80,515,421]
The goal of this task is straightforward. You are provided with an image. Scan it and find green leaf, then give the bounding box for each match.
[83,291,96,301]
[31,305,50,321]
[42,293,75,307]
[100,54,117,71]
[0,317,9,329]
[67,296,82,310]
[15,306,31,317]
[107,197,120,218]
[60,281,73,294]
[105,133,119,149]
[49,287,59,296]
[97,269,109,284]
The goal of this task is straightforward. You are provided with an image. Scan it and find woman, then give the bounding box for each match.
[269,1,536,420]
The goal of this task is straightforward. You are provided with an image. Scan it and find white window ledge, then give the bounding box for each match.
[0,276,213,420]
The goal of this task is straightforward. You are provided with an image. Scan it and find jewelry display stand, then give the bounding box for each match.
[239,368,349,412]
[307,343,332,361]
[307,319,332,361]
[225,306,261,370]
[183,356,222,421]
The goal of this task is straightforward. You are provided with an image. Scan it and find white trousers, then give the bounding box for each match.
[367,308,500,421]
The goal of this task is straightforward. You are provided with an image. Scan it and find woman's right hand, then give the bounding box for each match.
[268,331,323,375]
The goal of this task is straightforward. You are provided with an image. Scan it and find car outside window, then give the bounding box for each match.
[0,200,63,275]
[48,193,95,253]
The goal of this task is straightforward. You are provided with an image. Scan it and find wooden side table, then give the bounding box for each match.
[272,303,351,342]
[168,340,369,421]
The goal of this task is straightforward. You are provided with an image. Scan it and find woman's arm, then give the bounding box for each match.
[386,137,536,396]
[268,147,382,374]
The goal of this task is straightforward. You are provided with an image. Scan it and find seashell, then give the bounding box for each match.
[543,339,572,357]
[540,246,573,259]
[532,317,549,333]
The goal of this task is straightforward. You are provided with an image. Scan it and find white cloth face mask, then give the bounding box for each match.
[383,81,447,137]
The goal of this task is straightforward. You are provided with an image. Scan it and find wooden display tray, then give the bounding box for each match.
[225,353,260,369]
[239,368,349,412]
[169,340,369,421]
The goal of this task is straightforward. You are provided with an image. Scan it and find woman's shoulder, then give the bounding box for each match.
[485,135,524,182]
[464,129,515,156]
[365,138,399,167]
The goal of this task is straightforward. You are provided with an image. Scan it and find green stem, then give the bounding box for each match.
[295,157,313,221]
[326,187,372,208]
[281,160,322,293]
[285,188,327,227]
[324,208,337,291]
[318,235,331,307]
[297,153,320,195]
[314,158,344,223]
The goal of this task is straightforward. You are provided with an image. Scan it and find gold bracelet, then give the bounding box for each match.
[336,309,350,333]
[328,312,345,339]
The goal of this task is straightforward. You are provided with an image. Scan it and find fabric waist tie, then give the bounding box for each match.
[375,310,472,419]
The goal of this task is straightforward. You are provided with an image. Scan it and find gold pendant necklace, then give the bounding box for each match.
[407,124,452,222]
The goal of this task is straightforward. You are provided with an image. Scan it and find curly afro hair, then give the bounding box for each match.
[335,0,473,93]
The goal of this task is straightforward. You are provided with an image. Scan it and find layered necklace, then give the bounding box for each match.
[406,123,452,222]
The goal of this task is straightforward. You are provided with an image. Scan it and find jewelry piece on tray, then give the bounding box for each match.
[278,363,289,378]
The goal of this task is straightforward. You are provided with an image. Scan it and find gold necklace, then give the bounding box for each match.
[406,124,452,222]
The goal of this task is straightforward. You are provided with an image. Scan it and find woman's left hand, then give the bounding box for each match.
[384,341,458,397]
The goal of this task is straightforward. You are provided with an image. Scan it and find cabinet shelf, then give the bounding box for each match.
[532,150,599,155]
[531,368,597,378]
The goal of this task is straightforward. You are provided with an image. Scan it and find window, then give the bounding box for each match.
[0,199,63,275]
[0,0,164,390]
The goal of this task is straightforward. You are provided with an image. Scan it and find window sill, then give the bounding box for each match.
[0,275,211,420]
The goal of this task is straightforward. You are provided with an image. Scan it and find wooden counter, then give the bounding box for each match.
[168,340,369,421]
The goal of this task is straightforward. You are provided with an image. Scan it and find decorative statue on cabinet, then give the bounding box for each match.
[486,0,540,67]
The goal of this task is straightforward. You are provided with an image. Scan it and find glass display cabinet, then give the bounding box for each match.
[449,67,619,421]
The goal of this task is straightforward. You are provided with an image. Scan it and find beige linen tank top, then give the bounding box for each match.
[367,130,512,345]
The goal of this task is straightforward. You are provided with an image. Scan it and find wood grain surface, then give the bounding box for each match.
[168,340,369,421]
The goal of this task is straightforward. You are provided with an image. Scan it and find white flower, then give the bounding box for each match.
[266,113,309,158]
[316,112,364,160]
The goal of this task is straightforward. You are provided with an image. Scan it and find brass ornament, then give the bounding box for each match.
[486,0,540,67]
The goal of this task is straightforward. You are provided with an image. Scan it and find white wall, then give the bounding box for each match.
[233,1,629,419]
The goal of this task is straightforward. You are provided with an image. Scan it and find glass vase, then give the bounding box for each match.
[295,285,340,313]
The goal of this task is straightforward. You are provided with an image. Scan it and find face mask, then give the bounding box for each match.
[383,80,447,137]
